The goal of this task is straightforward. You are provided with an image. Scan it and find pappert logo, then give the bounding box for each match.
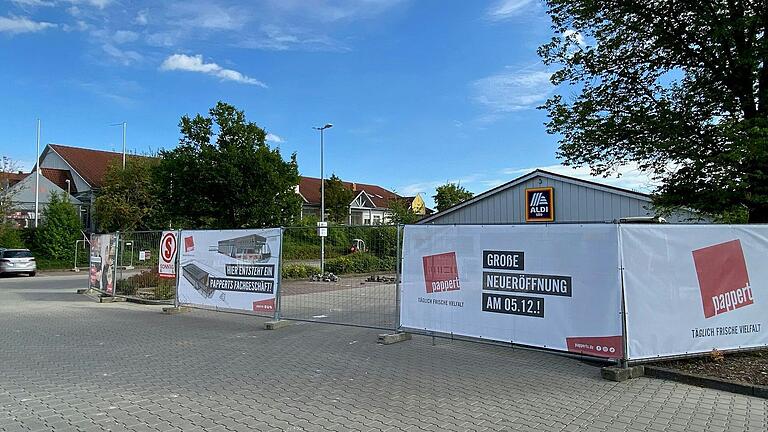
[423,252,460,293]
[692,239,754,319]
[184,236,195,253]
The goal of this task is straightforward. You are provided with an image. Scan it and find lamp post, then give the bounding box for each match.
[313,123,333,274]
[110,122,127,169]
[34,119,40,228]
[65,179,71,195]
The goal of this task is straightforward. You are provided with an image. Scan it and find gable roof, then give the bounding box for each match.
[1,171,27,188]
[298,176,401,208]
[418,169,652,224]
[40,168,77,194]
[47,144,150,188]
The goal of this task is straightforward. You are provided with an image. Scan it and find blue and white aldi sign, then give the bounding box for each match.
[177,229,282,314]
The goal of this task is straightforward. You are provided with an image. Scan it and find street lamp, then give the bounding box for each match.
[65,179,71,195]
[110,122,127,169]
[313,123,333,274]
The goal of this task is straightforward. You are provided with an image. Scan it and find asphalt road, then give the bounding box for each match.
[0,275,766,431]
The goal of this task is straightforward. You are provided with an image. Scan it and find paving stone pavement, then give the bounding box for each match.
[0,275,766,431]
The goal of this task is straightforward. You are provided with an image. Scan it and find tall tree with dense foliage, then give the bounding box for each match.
[324,174,354,223]
[155,102,302,228]
[540,0,768,222]
[433,183,474,212]
[94,157,161,232]
[387,198,420,225]
[34,192,82,260]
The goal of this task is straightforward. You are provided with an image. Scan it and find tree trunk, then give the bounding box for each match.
[748,205,768,223]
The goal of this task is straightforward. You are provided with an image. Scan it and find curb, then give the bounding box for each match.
[644,366,768,399]
[124,297,174,306]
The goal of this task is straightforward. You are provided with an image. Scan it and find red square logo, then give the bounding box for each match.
[692,239,753,318]
[184,236,195,253]
[423,252,460,293]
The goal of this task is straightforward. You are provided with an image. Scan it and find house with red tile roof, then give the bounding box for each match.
[297,176,430,224]
[15,143,427,229]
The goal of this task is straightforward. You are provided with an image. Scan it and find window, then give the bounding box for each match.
[3,250,32,258]
[373,215,381,225]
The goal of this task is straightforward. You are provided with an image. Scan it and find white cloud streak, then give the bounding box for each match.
[471,67,553,114]
[0,15,56,34]
[160,54,267,87]
[487,0,533,20]
[266,133,284,143]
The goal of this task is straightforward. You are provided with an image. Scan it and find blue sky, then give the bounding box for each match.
[0,0,653,207]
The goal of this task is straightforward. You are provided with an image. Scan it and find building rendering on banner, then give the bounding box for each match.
[419,169,703,225]
[297,176,431,225]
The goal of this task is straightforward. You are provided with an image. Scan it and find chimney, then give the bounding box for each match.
[352,183,357,191]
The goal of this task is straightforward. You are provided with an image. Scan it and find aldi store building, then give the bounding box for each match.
[418,169,702,225]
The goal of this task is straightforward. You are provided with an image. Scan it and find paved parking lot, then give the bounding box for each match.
[0,274,766,431]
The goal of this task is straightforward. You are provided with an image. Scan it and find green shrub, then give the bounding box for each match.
[34,192,82,261]
[325,252,395,274]
[115,269,174,298]
[0,223,24,249]
[281,264,321,279]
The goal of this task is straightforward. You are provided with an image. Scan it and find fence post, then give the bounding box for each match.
[395,224,402,331]
[274,227,285,321]
[617,223,630,367]
[112,231,120,297]
[174,230,181,308]
[72,240,80,272]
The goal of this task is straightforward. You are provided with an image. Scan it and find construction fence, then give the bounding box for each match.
[88,223,768,363]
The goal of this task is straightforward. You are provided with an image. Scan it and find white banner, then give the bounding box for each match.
[621,225,768,360]
[177,229,282,314]
[401,224,624,359]
[158,231,177,278]
[89,233,117,295]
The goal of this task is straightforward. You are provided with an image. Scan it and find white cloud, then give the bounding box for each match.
[135,9,148,25]
[101,43,142,65]
[487,0,533,20]
[173,2,247,31]
[241,25,347,52]
[160,54,267,87]
[111,30,138,44]
[266,133,284,143]
[472,67,553,114]
[264,0,405,23]
[66,0,111,9]
[563,29,585,46]
[9,0,55,7]
[0,15,56,34]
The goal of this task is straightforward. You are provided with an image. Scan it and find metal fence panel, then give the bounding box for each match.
[114,231,175,303]
[279,225,400,329]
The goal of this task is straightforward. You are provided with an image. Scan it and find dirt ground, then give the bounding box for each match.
[654,349,768,386]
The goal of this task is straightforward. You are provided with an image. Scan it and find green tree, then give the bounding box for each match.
[540,0,768,222]
[155,102,302,228]
[93,157,161,232]
[34,192,81,260]
[433,183,473,212]
[387,198,420,224]
[324,174,353,223]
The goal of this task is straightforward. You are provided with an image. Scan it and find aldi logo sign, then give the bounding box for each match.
[525,187,554,222]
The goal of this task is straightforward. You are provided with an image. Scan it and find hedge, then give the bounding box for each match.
[325,252,396,275]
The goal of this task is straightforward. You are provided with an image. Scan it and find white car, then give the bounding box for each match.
[0,249,37,277]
